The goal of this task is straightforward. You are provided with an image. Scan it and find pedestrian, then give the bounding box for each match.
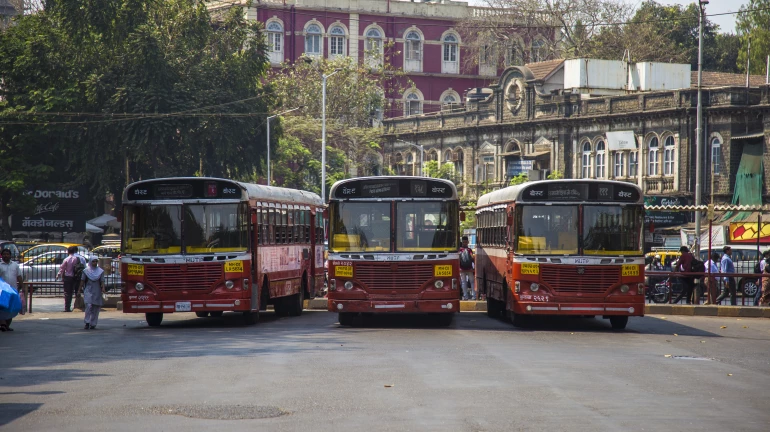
[672,246,695,304]
[79,257,105,330]
[715,246,737,305]
[703,252,720,305]
[760,252,770,306]
[0,248,24,331]
[56,246,85,312]
[459,235,475,300]
[754,250,770,306]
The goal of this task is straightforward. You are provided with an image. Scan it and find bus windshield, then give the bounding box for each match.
[330,202,391,252]
[184,204,249,253]
[516,205,578,255]
[583,205,643,255]
[123,205,183,254]
[396,201,458,252]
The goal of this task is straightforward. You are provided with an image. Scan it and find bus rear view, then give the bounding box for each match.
[327,177,460,326]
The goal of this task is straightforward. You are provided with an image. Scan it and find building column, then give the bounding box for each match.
[349,13,359,63]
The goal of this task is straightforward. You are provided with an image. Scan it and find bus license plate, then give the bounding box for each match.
[622,265,639,277]
[175,302,191,312]
[521,263,539,275]
[335,266,353,277]
[224,261,244,274]
[434,265,452,277]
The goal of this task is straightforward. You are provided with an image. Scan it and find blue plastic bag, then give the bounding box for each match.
[0,277,21,320]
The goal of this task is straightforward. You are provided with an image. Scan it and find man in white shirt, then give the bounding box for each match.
[0,248,24,331]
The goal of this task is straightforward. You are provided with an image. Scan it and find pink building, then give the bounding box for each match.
[211,0,552,118]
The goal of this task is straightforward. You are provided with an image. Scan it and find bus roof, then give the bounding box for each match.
[329,176,458,200]
[123,177,323,206]
[477,179,643,208]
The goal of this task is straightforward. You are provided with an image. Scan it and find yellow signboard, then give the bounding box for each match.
[434,265,452,277]
[729,222,770,243]
[224,261,244,274]
[520,263,539,275]
[335,265,353,278]
[622,264,639,277]
[126,264,144,276]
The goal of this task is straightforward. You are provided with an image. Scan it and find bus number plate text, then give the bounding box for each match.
[224,261,244,274]
[622,264,639,277]
[335,266,353,277]
[521,263,540,275]
[127,264,144,276]
[434,265,452,277]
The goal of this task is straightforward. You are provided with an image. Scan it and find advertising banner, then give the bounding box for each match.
[644,196,692,227]
[506,159,533,177]
[729,222,770,244]
[10,188,87,232]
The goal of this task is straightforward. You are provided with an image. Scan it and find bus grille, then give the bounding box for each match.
[355,263,435,291]
[145,263,223,291]
[540,265,620,295]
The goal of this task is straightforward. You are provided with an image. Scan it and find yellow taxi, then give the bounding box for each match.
[20,243,89,262]
[645,248,681,269]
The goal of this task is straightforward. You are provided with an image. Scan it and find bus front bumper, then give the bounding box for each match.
[328,299,459,314]
[513,301,644,316]
[122,299,254,313]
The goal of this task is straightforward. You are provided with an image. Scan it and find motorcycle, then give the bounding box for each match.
[647,278,672,304]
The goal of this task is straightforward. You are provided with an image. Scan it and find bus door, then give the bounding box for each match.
[506,204,515,280]
[250,205,260,311]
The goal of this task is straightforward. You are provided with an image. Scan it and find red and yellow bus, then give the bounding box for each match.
[120,177,324,326]
[476,180,645,330]
[326,176,460,326]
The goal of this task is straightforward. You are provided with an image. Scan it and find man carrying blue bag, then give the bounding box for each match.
[0,248,24,332]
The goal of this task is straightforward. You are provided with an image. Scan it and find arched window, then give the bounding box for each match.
[427,150,438,162]
[647,137,659,176]
[365,28,383,67]
[443,94,457,104]
[581,142,592,178]
[404,31,422,72]
[305,24,322,56]
[442,33,459,74]
[479,43,496,75]
[329,25,346,57]
[404,92,422,117]
[445,151,453,163]
[629,152,638,177]
[711,137,722,175]
[266,21,284,64]
[531,38,546,62]
[406,153,415,175]
[595,141,606,179]
[663,136,675,176]
[613,152,625,178]
[455,150,464,179]
[506,41,524,66]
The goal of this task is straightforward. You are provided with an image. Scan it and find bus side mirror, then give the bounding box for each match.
[460,212,466,222]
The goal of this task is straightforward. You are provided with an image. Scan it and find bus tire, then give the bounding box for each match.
[289,289,304,317]
[339,312,355,326]
[195,312,209,318]
[609,316,628,330]
[274,298,289,317]
[435,313,454,327]
[146,313,163,327]
[242,311,259,325]
[210,311,224,318]
[509,310,527,327]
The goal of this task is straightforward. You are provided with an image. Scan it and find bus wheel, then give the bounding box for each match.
[145,313,163,327]
[273,298,288,317]
[339,312,355,326]
[242,311,259,325]
[435,313,453,327]
[289,287,304,317]
[508,309,527,327]
[210,311,223,318]
[609,316,628,330]
[195,312,209,318]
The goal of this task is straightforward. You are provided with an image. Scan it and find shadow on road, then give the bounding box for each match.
[0,403,43,427]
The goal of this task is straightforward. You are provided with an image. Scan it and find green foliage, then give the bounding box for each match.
[547,170,564,180]
[737,0,770,74]
[424,161,458,183]
[509,173,528,186]
[460,210,476,232]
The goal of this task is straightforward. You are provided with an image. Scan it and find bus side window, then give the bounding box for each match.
[295,209,301,243]
[269,208,276,244]
[256,208,263,245]
[287,208,294,244]
[282,209,288,244]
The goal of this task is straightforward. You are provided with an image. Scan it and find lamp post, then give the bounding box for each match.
[397,139,424,177]
[694,0,708,250]
[321,68,342,202]
[267,106,303,186]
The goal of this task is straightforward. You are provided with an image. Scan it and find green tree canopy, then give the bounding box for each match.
[737,0,770,74]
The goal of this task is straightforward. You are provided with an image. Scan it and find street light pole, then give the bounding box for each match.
[266,106,303,186]
[321,69,342,202]
[694,0,707,250]
[397,139,424,176]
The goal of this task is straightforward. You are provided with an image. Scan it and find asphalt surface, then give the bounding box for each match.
[2,304,770,432]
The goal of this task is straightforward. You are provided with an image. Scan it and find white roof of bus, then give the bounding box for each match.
[476,179,642,207]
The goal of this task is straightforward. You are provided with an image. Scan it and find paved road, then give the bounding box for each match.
[2,308,770,431]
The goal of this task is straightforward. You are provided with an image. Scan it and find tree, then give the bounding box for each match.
[424,160,459,184]
[509,173,528,185]
[737,0,770,74]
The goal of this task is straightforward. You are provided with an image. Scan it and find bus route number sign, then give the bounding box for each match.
[127,264,144,276]
[520,263,540,275]
[622,264,639,277]
[434,265,452,277]
[335,265,353,278]
[224,261,244,274]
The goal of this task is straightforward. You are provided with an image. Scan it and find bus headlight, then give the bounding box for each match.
[225,280,235,290]
[344,281,353,290]
[530,283,539,292]
[514,281,521,293]
[135,282,144,292]
[434,280,444,289]
[620,284,630,293]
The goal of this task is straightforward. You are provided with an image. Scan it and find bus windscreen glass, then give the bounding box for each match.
[582,206,643,255]
[184,204,249,253]
[123,205,183,254]
[330,202,391,252]
[516,205,579,255]
[396,202,458,252]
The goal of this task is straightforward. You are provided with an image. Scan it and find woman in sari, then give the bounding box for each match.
[79,257,105,330]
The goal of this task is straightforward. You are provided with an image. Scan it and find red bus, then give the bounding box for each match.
[326,176,461,326]
[120,177,324,326]
[476,180,645,330]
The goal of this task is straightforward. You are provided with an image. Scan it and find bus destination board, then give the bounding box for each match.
[522,182,639,202]
[334,178,455,199]
[126,179,243,201]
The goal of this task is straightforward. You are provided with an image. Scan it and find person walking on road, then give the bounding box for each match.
[459,236,476,301]
[0,248,23,331]
[716,246,737,305]
[703,252,720,305]
[56,246,85,312]
[672,246,695,304]
[759,252,770,306]
[754,250,770,306]
[79,257,105,330]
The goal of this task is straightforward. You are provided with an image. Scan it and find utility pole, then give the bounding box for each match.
[694,0,708,250]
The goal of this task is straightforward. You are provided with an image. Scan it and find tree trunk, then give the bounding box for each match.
[0,194,13,240]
